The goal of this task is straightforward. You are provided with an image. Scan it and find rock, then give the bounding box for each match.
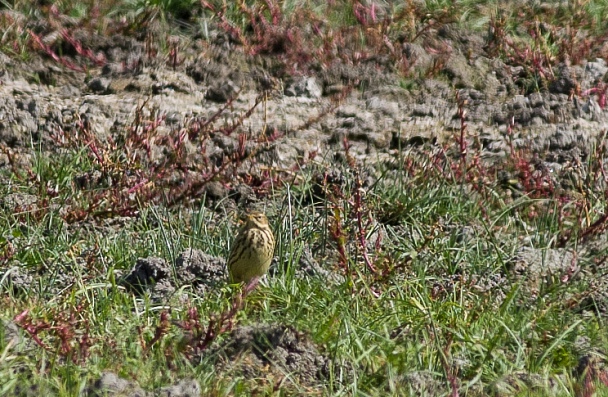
[549,63,579,95]
[332,105,392,148]
[173,248,226,289]
[2,266,34,295]
[156,379,201,397]
[585,58,608,83]
[122,257,172,294]
[88,77,111,94]
[1,193,38,211]
[2,320,24,348]
[203,181,228,201]
[366,96,399,117]
[488,372,562,397]
[402,43,433,74]
[121,250,226,299]
[211,323,345,388]
[508,246,579,300]
[86,372,149,397]
[388,371,444,395]
[86,373,200,397]
[205,80,239,102]
[229,183,257,207]
[284,77,322,98]
[442,52,477,89]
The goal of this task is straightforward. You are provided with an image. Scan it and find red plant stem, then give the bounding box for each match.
[333,211,348,269]
[14,310,51,351]
[437,333,459,397]
[60,29,106,66]
[197,277,260,351]
[29,30,88,72]
[143,311,171,352]
[354,175,376,274]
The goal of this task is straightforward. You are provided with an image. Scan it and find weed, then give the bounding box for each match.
[14,303,93,365]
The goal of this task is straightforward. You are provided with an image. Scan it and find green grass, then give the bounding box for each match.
[1,137,607,396]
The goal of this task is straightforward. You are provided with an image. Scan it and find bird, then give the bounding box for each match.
[227,211,275,284]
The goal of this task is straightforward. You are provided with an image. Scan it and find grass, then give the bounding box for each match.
[1,134,607,395]
[1,0,608,396]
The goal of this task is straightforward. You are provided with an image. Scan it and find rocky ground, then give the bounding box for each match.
[2,31,608,195]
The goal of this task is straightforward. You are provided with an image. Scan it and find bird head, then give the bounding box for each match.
[243,211,269,228]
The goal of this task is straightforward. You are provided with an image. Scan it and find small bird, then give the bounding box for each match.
[227,211,275,284]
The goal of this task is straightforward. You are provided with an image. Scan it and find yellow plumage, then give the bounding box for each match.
[227,211,275,283]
